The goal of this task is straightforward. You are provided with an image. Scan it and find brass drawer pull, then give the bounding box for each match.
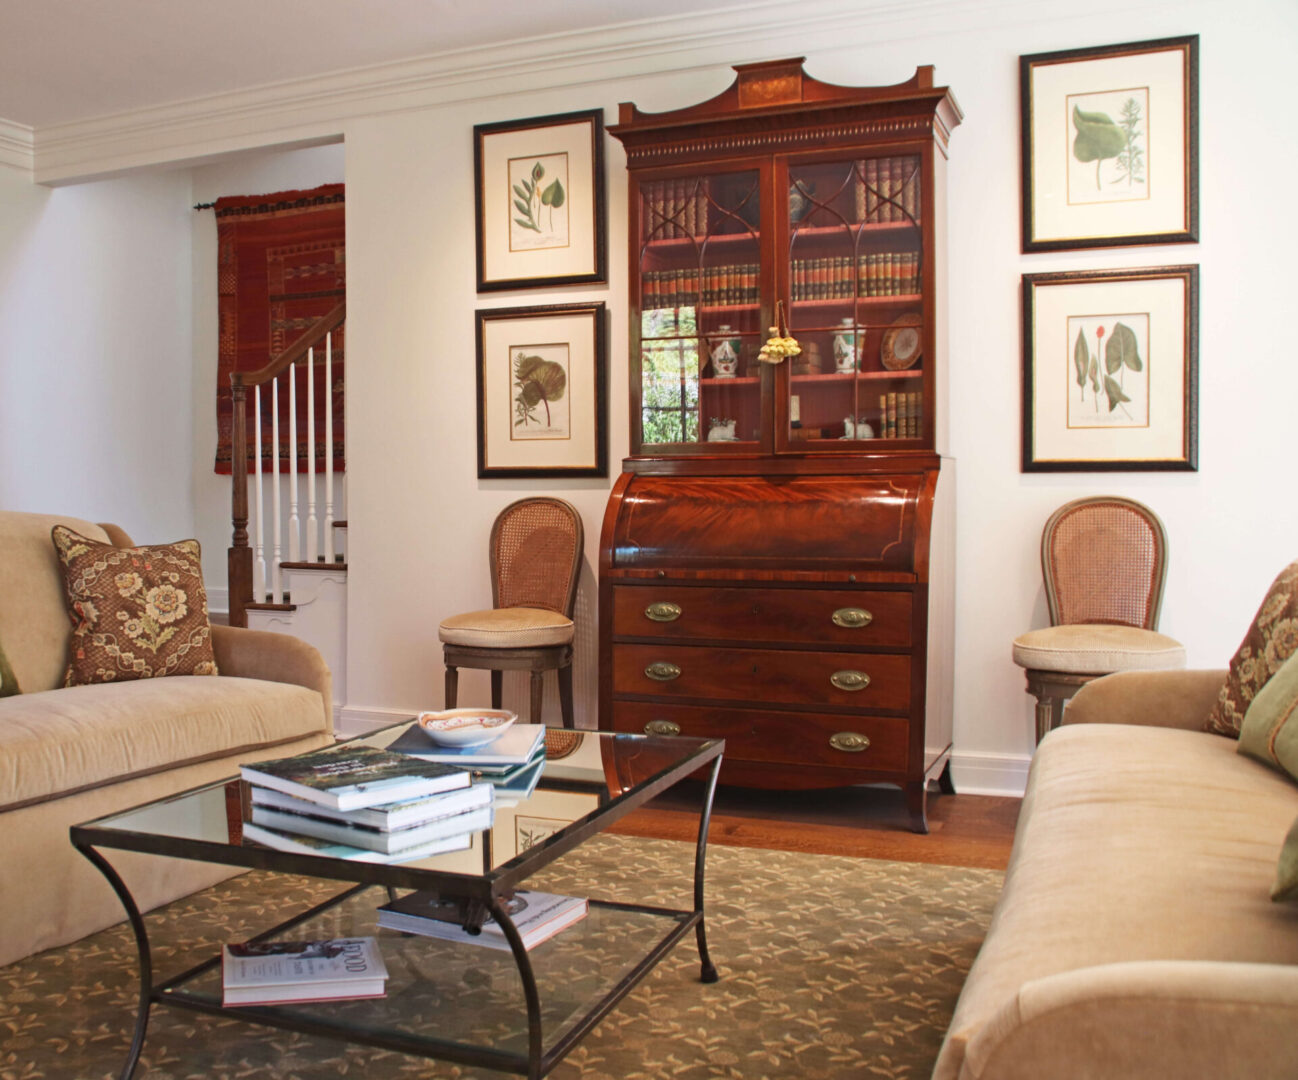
[644,719,681,736]
[830,669,870,692]
[645,661,682,682]
[645,601,682,622]
[832,607,873,629]
[830,731,871,753]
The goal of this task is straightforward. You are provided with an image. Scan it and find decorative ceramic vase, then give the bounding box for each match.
[709,326,741,378]
[833,318,857,373]
[707,418,737,442]
[789,181,816,223]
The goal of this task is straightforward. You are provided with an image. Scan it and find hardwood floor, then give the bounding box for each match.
[609,781,1022,871]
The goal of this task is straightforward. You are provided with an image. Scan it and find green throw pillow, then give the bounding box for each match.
[0,635,19,697]
[1273,815,1298,902]
[1237,648,1298,781]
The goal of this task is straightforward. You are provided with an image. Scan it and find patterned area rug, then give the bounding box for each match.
[0,836,1000,1079]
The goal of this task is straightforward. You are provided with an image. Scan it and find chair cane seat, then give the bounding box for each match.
[1012,624,1186,675]
[439,607,574,649]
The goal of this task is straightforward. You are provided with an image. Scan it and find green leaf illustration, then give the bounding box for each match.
[1104,322,1143,374]
[1103,375,1131,411]
[532,161,545,182]
[514,216,540,233]
[514,198,531,216]
[1074,329,1090,393]
[514,353,567,427]
[513,182,530,201]
[1088,355,1099,393]
[1073,104,1126,188]
[541,178,565,209]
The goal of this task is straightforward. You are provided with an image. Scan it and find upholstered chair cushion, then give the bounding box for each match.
[51,526,218,685]
[438,607,574,649]
[1012,624,1186,675]
[1206,559,1298,739]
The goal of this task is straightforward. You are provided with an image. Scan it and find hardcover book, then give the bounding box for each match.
[389,723,546,771]
[249,803,493,855]
[221,937,388,1006]
[249,779,493,832]
[240,744,469,811]
[242,820,474,863]
[377,890,587,952]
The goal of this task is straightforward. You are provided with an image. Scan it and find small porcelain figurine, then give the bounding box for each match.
[856,417,876,439]
[833,318,857,373]
[843,416,855,439]
[709,327,740,378]
[707,417,737,442]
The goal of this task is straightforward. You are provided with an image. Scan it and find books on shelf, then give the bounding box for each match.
[875,391,923,439]
[641,178,709,241]
[643,264,759,310]
[790,253,919,301]
[854,156,921,224]
[242,819,475,863]
[249,779,493,833]
[377,890,588,952]
[240,744,469,812]
[390,723,546,772]
[250,802,493,856]
[221,937,388,1006]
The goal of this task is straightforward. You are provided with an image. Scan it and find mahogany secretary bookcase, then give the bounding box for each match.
[597,58,962,831]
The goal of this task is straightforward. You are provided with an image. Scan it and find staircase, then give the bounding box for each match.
[227,303,348,713]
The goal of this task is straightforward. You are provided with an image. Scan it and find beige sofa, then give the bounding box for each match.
[934,669,1298,1080]
[0,511,334,968]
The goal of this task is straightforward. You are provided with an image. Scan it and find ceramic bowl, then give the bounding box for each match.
[417,708,517,748]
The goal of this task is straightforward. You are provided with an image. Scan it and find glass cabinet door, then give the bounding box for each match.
[782,154,925,450]
[635,168,763,452]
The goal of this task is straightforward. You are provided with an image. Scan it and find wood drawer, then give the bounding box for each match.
[612,702,910,772]
[611,585,912,647]
[612,643,910,710]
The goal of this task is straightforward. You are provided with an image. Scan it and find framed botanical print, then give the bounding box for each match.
[474,109,607,291]
[1022,266,1198,472]
[475,302,608,478]
[1020,36,1198,252]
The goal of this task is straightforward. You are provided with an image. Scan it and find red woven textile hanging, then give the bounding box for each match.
[213,184,345,474]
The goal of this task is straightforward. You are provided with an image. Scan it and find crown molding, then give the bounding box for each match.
[0,118,34,174]
[27,0,1049,185]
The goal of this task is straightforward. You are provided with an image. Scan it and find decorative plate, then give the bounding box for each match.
[881,317,922,371]
[417,708,517,748]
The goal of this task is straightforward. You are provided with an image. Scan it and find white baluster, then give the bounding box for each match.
[324,330,335,562]
[288,361,300,562]
[271,375,282,603]
[306,346,318,563]
[253,385,266,603]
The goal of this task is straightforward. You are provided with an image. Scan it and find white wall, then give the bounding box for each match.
[0,164,193,539]
[189,144,346,594]
[339,0,1298,789]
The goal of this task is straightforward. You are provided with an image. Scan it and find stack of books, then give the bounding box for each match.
[221,937,388,1006]
[388,723,547,806]
[377,890,587,952]
[239,744,493,862]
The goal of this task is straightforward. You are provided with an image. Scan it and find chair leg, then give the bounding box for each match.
[490,671,503,710]
[445,665,458,709]
[529,670,544,725]
[558,662,574,730]
[1025,670,1097,744]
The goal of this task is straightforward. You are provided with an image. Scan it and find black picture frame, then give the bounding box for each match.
[1020,35,1198,252]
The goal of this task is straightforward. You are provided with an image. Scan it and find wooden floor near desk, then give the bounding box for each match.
[609,783,1022,871]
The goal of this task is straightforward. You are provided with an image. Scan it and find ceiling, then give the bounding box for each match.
[0,0,724,128]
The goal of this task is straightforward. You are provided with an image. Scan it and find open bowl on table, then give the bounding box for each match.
[417,708,517,748]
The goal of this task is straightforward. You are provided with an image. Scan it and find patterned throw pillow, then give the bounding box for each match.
[1237,648,1298,781]
[51,526,219,685]
[1205,559,1298,738]
[0,636,19,697]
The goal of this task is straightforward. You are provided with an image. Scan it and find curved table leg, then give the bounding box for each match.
[74,842,152,1080]
[693,755,722,984]
[488,896,545,1080]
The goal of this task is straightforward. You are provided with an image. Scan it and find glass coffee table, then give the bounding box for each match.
[70,723,724,1080]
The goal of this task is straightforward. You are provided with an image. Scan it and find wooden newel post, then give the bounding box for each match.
[228,377,252,628]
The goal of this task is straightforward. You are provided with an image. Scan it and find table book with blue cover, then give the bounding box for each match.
[388,723,546,772]
[239,744,469,811]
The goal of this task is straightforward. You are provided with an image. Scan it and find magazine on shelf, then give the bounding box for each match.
[249,780,494,833]
[389,723,546,772]
[239,744,469,811]
[242,819,475,863]
[250,803,494,855]
[221,937,388,1006]
[376,890,587,952]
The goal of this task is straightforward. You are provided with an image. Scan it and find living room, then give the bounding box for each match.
[2,0,1297,1076]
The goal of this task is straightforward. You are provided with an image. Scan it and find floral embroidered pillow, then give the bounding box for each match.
[1205,559,1298,738]
[51,525,219,685]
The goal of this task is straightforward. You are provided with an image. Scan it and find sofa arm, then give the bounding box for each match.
[1062,669,1227,731]
[960,961,1298,1080]
[210,624,333,733]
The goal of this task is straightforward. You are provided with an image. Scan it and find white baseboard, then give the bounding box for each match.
[949,750,1031,798]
